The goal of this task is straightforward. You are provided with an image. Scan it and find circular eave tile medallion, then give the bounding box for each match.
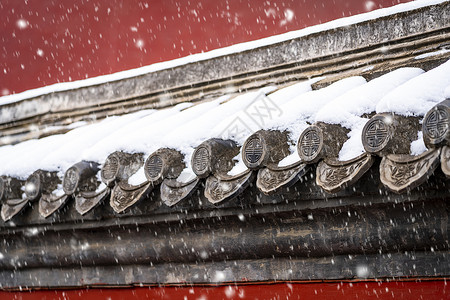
[145,154,164,181]
[362,115,391,153]
[423,105,449,145]
[63,167,80,195]
[192,146,210,177]
[298,125,323,163]
[25,173,41,200]
[242,135,264,168]
[101,155,120,183]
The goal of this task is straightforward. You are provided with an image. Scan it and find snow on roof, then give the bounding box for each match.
[0,0,446,107]
[0,59,449,179]
[274,76,367,133]
[376,59,450,116]
[273,76,368,167]
[315,68,425,160]
[0,110,154,178]
[316,68,425,128]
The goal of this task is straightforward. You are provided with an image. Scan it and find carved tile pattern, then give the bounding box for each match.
[39,194,69,218]
[364,119,388,150]
[244,137,263,164]
[101,156,119,181]
[316,154,374,193]
[205,172,252,204]
[161,178,199,207]
[75,188,110,215]
[63,167,79,194]
[192,147,209,173]
[380,149,440,193]
[257,164,307,195]
[146,155,163,179]
[300,128,321,159]
[110,183,151,213]
[325,162,362,186]
[1,198,28,221]
[424,108,448,139]
[208,179,233,200]
[390,163,425,186]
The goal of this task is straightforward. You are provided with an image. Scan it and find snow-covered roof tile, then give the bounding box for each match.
[1,1,450,224]
[0,58,449,222]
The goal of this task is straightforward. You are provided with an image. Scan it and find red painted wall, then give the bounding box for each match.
[0,280,447,300]
[0,0,412,97]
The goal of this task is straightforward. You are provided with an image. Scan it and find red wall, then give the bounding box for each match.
[0,0,412,97]
[0,280,447,300]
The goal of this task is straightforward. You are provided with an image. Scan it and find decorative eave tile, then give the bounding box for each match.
[242,130,290,169]
[204,171,253,204]
[110,181,152,213]
[75,188,110,215]
[380,148,441,194]
[1,198,29,222]
[39,194,69,218]
[62,161,103,215]
[160,177,200,207]
[316,153,374,194]
[0,176,27,221]
[256,163,308,195]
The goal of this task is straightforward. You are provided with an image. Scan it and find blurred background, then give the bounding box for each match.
[0,0,411,97]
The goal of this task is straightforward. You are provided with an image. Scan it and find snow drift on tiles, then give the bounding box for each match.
[130,83,316,183]
[376,59,450,116]
[315,67,424,160]
[271,76,368,167]
[212,83,314,176]
[0,110,154,178]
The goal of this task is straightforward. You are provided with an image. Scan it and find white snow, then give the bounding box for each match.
[276,76,367,128]
[0,50,448,179]
[274,76,368,166]
[223,81,316,174]
[227,153,248,176]
[445,85,450,98]
[410,131,428,156]
[376,59,450,116]
[82,102,193,162]
[338,124,369,161]
[362,66,374,72]
[211,87,279,143]
[278,152,302,167]
[40,110,154,172]
[316,68,424,128]
[415,49,450,60]
[95,172,107,193]
[267,81,318,106]
[0,0,445,106]
[54,183,66,197]
[313,68,425,160]
[127,167,148,186]
[0,110,154,178]
[0,84,320,180]
[176,168,197,183]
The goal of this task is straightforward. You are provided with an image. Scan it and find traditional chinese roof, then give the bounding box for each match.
[0,59,449,220]
[0,1,449,290]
